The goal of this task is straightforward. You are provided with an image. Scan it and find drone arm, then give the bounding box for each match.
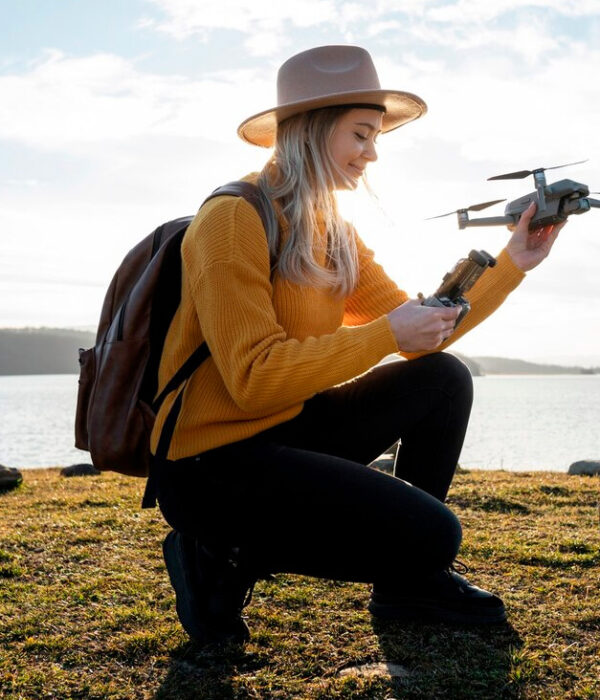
[533,171,547,210]
[462,215,515,229]
[586,198,600,208]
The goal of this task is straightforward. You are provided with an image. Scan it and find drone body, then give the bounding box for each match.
[504,179,593,229]
[430,161,600,231]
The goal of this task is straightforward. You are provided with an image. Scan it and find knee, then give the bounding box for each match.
[425,352,473,402]
[435,351,473,385]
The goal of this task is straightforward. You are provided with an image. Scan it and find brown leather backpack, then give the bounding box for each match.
[74,182,275,502]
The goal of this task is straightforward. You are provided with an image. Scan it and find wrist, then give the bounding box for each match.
[505,244,530,272]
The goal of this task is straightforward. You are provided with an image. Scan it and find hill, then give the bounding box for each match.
[449,352,483,376]
[0,328,597,376]
[0,328,95,375]
[472,355,598,375]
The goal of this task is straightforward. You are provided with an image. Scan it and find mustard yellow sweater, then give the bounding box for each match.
[150,178,525,460]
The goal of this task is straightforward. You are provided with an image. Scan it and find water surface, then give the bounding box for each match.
[0,374,598,471]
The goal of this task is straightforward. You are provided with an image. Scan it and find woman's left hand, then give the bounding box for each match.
[506,201,566,272]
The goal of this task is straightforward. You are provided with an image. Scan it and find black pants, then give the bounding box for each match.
[155,352,472,586]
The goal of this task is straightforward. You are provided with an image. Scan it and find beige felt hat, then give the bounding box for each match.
[237,45,427,148]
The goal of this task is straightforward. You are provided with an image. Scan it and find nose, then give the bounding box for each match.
[364,139,378,162]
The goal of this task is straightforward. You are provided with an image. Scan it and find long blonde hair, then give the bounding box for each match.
[257,107,359,296]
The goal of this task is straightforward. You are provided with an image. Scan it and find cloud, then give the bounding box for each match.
[143,0,337,33]
[2,178,40,187]
[2,1,599,355]
[243,30,289,57]
[140,0,337,54]
[141,0,600,45]
[0,50,274,151]
[3,4,592,155]
[407,14,562,65]
[377,30,600,172]
[427,0,600,23]
[366,20,403,37]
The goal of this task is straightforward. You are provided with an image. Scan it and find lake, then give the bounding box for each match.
[0,374,598,471]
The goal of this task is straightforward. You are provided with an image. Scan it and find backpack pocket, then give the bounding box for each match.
[74,347,95,450]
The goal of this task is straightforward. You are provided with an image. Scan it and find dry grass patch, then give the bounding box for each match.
[1,467,598,699]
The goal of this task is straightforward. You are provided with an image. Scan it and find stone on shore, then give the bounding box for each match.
[568,460,600,476]
[338,661,410,679]
[0,464,23,491]
[61,463,101,477]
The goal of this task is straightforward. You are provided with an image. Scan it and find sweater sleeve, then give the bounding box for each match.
[182,197,399,412]
[401,247,526,360]
[343,232,408,325]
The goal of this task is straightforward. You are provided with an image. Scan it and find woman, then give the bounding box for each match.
[150,45,561,645]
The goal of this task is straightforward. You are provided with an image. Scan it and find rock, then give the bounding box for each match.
[61,463,101,477]
[0,464,23,491]
[568,460,600,476]
[338,662,410,679]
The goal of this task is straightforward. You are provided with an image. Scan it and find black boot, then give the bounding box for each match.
[369,562,506,625]
[162,530,256,645]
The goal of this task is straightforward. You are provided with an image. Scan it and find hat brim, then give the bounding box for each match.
[237,89,427,147]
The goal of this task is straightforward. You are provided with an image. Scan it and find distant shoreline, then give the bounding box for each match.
[3,371,593,379]
[1,327,598,377]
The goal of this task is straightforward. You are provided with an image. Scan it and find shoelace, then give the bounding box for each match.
[221,546,275,611]
[242,573,276,609]
[242,582,255,609]
[450,559,469,575]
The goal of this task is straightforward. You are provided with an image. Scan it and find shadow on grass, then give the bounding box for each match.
[371,617,524,699]
[154,640,266,700]
[152,618,525,699]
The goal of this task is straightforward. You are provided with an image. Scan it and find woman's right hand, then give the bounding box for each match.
[387,299,462,352]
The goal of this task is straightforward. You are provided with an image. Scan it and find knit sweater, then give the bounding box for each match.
[150,177,525,460]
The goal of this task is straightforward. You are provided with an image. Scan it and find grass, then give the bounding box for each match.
[0,467,599,699]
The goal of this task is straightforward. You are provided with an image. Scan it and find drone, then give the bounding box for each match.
[428,159,600,230]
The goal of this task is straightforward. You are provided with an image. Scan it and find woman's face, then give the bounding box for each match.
[329,108,383,190]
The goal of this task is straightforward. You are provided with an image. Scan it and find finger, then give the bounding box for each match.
[438,306,461,321]
[519,201,537,226]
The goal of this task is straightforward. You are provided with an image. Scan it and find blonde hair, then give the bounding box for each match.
[257,107,359,296]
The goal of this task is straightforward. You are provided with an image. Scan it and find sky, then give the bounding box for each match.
[1,0,600,366]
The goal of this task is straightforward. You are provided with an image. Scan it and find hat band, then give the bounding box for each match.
[312,102,387,113]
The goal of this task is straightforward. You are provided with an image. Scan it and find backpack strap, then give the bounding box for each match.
[142,181,275,509]
[203,181,277,265]
[151,344,211,414]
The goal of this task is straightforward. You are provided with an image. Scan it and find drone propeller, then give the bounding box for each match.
[426,199,506,220]
[488,159,589,181]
